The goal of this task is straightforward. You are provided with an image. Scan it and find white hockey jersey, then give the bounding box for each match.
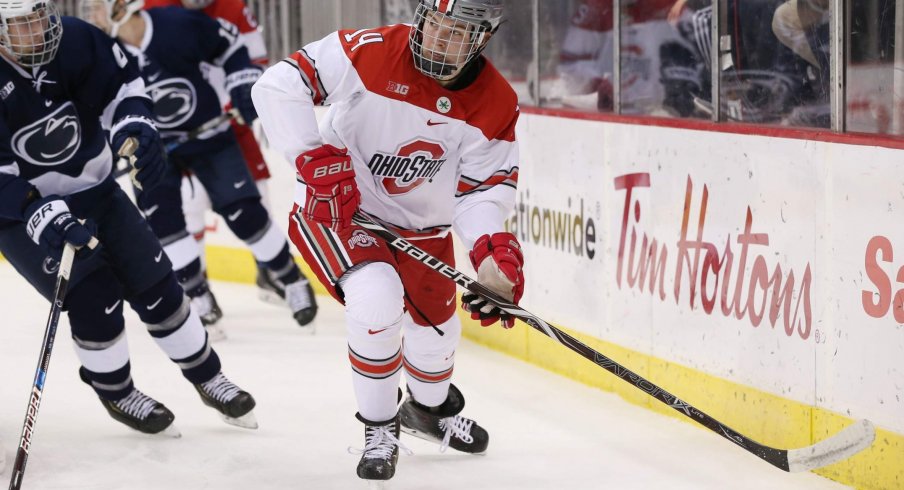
[252,24,519,248]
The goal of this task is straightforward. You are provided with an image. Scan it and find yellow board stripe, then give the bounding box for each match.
[200,245,901,490]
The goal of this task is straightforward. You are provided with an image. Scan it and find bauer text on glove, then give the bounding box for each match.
[296,144,361,232]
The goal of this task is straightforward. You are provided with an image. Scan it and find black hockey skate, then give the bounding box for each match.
[98,389,180,437]
[191,286,223,326]
[256,269,318,328]
[399,384,489,454]
[190,285,225,341]
[352,413,412,483]
[285,279,317,328]
[194,372,258,429]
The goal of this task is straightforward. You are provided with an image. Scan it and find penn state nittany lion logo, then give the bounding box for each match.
[146,78,197,129]
[11,102,81,166]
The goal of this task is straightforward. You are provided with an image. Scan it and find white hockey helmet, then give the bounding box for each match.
[77,0,143,37]
[408,0,503,81]
[181,0,214,9]
[0,0,63,67]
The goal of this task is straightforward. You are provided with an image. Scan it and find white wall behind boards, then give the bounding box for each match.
[204,109,904,436]
[509,114,903,435]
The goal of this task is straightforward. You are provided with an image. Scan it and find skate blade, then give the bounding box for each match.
[221,411,258,430]
[366,480,390,490]
[257,288,286,305]
[158,424,183,438]
[133,423,181,438]
[400,427,486,455]
[205,325,227,343]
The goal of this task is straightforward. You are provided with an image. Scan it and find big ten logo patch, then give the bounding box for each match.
[348,230,379,249]
[387,81,409,96]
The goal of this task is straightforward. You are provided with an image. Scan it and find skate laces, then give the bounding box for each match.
[349,425,413,460]
[200,372,241,404]
[285,279,313,312]
[438,416,475,453]
[115,389,158,420]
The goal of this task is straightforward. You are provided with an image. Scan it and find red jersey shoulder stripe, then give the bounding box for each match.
[282,49,328,105]
[456,167,519,197]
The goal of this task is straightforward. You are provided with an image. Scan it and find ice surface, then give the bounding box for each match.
[0,264,848,489]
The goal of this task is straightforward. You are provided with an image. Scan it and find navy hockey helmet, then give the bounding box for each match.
[408,0,503,81]
[78,0,143,37]
[0,0,63,67]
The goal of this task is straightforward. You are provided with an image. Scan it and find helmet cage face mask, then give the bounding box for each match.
[408,0,502,81]
[181,0,213,9]
[77,0,143,37]
[0,0,63,68]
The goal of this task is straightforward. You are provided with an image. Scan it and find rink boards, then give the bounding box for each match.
[202,110,903,490]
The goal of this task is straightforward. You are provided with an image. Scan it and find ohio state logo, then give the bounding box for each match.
[366,140,447,195]
[348,230,378,249]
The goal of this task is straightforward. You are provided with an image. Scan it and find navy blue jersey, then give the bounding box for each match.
[126,7,257,156]
[0,17,152,225]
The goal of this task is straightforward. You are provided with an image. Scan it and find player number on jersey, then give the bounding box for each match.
[112,43,128,69]
[217,18,240,45]
[344,29,384,52]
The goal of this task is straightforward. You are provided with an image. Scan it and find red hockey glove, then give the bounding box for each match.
[462,232,524,329]
[295,144,360,232]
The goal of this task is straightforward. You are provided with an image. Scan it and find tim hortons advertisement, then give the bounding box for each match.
[514,113,903,433]
[225,111,900,435]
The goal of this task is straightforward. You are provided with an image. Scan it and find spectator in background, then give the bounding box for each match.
[664,0,829,126]
[771,0,831,126]
[142,0,302,309]
[772,0,830,70]
[556,0,687,114]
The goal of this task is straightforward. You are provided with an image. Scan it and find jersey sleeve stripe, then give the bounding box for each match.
[283,49,328,105]
[455,167,519,197]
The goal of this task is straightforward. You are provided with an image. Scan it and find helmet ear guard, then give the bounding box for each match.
[408,0,504,81]
[0,0,63,67]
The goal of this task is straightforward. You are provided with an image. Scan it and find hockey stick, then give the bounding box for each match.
[163,109,238,153]
[349,211,876,473]
[9,242,79,490]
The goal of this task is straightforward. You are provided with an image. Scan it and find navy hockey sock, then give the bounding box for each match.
[262,244,302,285]
[129,274,222,384]
[66,268,134,400]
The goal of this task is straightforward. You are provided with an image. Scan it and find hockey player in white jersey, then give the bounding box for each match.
[253,0,524,483]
